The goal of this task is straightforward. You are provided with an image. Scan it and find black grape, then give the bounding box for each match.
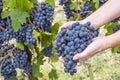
[1,57,17,80]
[111,18,119,23]
[54,22,98,75]
[58,0,73,19]
[99,0,107,6]
[63,3,73,19]
[25,26,35,45]
[59,0,68,5]
[32,2,54,30]
[13,48,32,74]
[0,44,32,80]
[80,1,91,19]
[112,25,120,33]
[44,45,52,57]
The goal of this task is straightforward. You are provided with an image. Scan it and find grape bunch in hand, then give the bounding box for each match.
[54,22,98,75]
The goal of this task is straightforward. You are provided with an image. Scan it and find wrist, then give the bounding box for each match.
[104,36,113,49]
[83,18,100,30]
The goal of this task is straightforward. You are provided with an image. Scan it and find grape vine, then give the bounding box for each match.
[0,1,55,79]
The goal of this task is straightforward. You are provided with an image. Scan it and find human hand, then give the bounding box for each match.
[73,36,110,61]
[59,36,110,63]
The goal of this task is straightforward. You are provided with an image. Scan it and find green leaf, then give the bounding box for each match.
[48,69,58,80]
[111,46,120,54]
[1,11,11,18]
[32,63,43,78]
[9,77,18,80]
[30,0,36,3]
[92,0,99,10]
[37,50,44,65]
[45,0,55,8]
[70,1,79,10]
[49,47,58,62]
[3,0,33,12]
[33,30,40,40]
[16,0,33,12]
[51,22,62,36]
[104,22,119,35]
[3,0,17,10]
[40,31,53,48]
[12,20,21,31]
[16,43,24,50]
[7,9,29,31]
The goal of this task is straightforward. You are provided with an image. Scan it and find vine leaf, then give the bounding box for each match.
[40,31,53,48]
[2,0,33,31]
[51,22,62,36]
[104,22,118,35]
[33,30,40,40]
[2,9,29,31]
[92,0,99,9]
[3,0,17,10]
[32,63,43,78]
[16,42,24,50]
[45,0,55,8]
[48,69,58,80]
[9,77,18,80]
[3,0,33,12]
[16,0,33,12]
[70,1,79,10]
[111,46,120,54]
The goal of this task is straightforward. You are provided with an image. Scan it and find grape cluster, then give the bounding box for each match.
[0,2,54,46]
[113,25,120,33]
[54,22,98,75]
[32,2,54,30]
[32,2,54,57]
[25,26,35,45]
[0,44,32,80]
[1,57,17,80]
[44,45,52,57]
[13,48,32,74]
[58,0,73,19]
[80,1,91,19]
[0,44,14,57]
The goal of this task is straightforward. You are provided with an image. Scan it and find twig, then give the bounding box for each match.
[0,26,7,31]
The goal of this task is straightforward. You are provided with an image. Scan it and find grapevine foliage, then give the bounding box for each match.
[0,0,56,79]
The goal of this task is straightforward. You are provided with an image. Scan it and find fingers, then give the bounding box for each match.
[73,40,100,61]
[73,52,88,61]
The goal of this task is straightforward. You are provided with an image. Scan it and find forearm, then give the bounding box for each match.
[106,30,120,49]
[84,0,120,29]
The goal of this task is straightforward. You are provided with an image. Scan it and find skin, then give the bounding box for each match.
[59,0,120,62]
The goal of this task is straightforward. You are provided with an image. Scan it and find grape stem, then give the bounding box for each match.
[28,17,35,28]
[0,26,7,31]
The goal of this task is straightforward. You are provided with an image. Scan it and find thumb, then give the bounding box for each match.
[73,52,88,60]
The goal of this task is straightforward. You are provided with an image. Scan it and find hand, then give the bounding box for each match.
[73,36,110,61]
